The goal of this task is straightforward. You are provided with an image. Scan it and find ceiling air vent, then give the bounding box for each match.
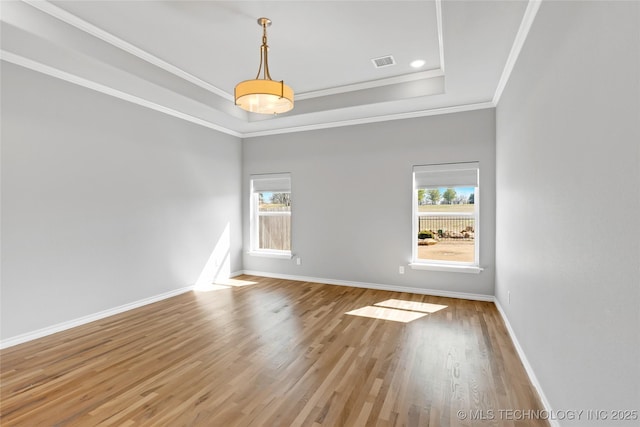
[371,55,396,68]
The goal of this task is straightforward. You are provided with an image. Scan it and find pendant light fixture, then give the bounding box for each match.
[234,18,294,115]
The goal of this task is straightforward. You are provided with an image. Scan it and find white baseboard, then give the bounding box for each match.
[238,270,495,302]
[228,270,244,279]
[0,285,194,349]
[494,299,558,427]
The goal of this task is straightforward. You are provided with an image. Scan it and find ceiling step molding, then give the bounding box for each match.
[0,50,242,137]
[241,101,496,138]
[2,0,537,138]
[296,68,444,100]
[22,0,233,101]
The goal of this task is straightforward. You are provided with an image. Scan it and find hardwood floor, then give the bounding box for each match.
[1,276,547,426]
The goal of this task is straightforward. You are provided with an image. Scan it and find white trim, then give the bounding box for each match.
[494,299,559,427]
[22,0,233,101]
[238,271,494,302]
[0,285,194,349]
[0,51,242,138]
[493,0,542,105]
[417,212,474,217]
[241,102,495,138]
[249,174,292,253]
[3,0,509,139]
[23,0,446,104]
[409,263,483,274]
[296,68,444,100]
[247,251,293,260]
[229,270,244,279]
[258,211,291,217]
[435,0,445,73]
[412,163,480,270]
[1,51,493,138]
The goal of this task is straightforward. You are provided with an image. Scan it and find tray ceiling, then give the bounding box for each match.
[1,1,535,137]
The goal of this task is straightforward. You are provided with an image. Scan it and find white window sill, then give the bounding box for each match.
[409,263,483,274]
[247,251,293,260]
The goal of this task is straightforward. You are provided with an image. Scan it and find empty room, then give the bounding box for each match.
[1,1,638,426]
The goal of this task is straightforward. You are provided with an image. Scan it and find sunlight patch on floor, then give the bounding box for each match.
[374,299,448,314]
[214,278,258,287]
[195,278,258,292]
[346,299,448,323]
[345,306,428,323]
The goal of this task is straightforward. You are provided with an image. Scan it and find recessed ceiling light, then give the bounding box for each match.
[410,59,426,68]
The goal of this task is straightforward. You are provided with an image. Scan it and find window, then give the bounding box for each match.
[411,162,481,273]
[249,173,292,258]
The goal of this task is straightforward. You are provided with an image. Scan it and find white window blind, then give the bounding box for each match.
[413,162,479,188]
[251,173,291,193]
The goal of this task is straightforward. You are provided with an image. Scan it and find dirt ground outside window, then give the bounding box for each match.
[418,240,475,263]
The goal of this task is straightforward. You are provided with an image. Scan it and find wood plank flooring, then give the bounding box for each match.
[1,276,548,426]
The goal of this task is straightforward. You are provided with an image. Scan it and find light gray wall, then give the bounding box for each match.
[1,63,243,340]
[496,1,639,423]
[243,109,496,296]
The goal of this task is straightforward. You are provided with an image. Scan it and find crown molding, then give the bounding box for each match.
[492,0,542,105]
[241,101,495,138]
[3,49,494,140]
[22,0,447,105]
[21,0,233,101]
[5,0,515,139]
[296,68,444,100]
[0,50,242,138]
[297,0,445,100]
[435,0,446,73]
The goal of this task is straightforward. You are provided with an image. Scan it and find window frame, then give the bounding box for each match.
[410,162,482,274]
[249,173,292,259]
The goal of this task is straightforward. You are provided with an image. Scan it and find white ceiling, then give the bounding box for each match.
[0,0,535,137]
